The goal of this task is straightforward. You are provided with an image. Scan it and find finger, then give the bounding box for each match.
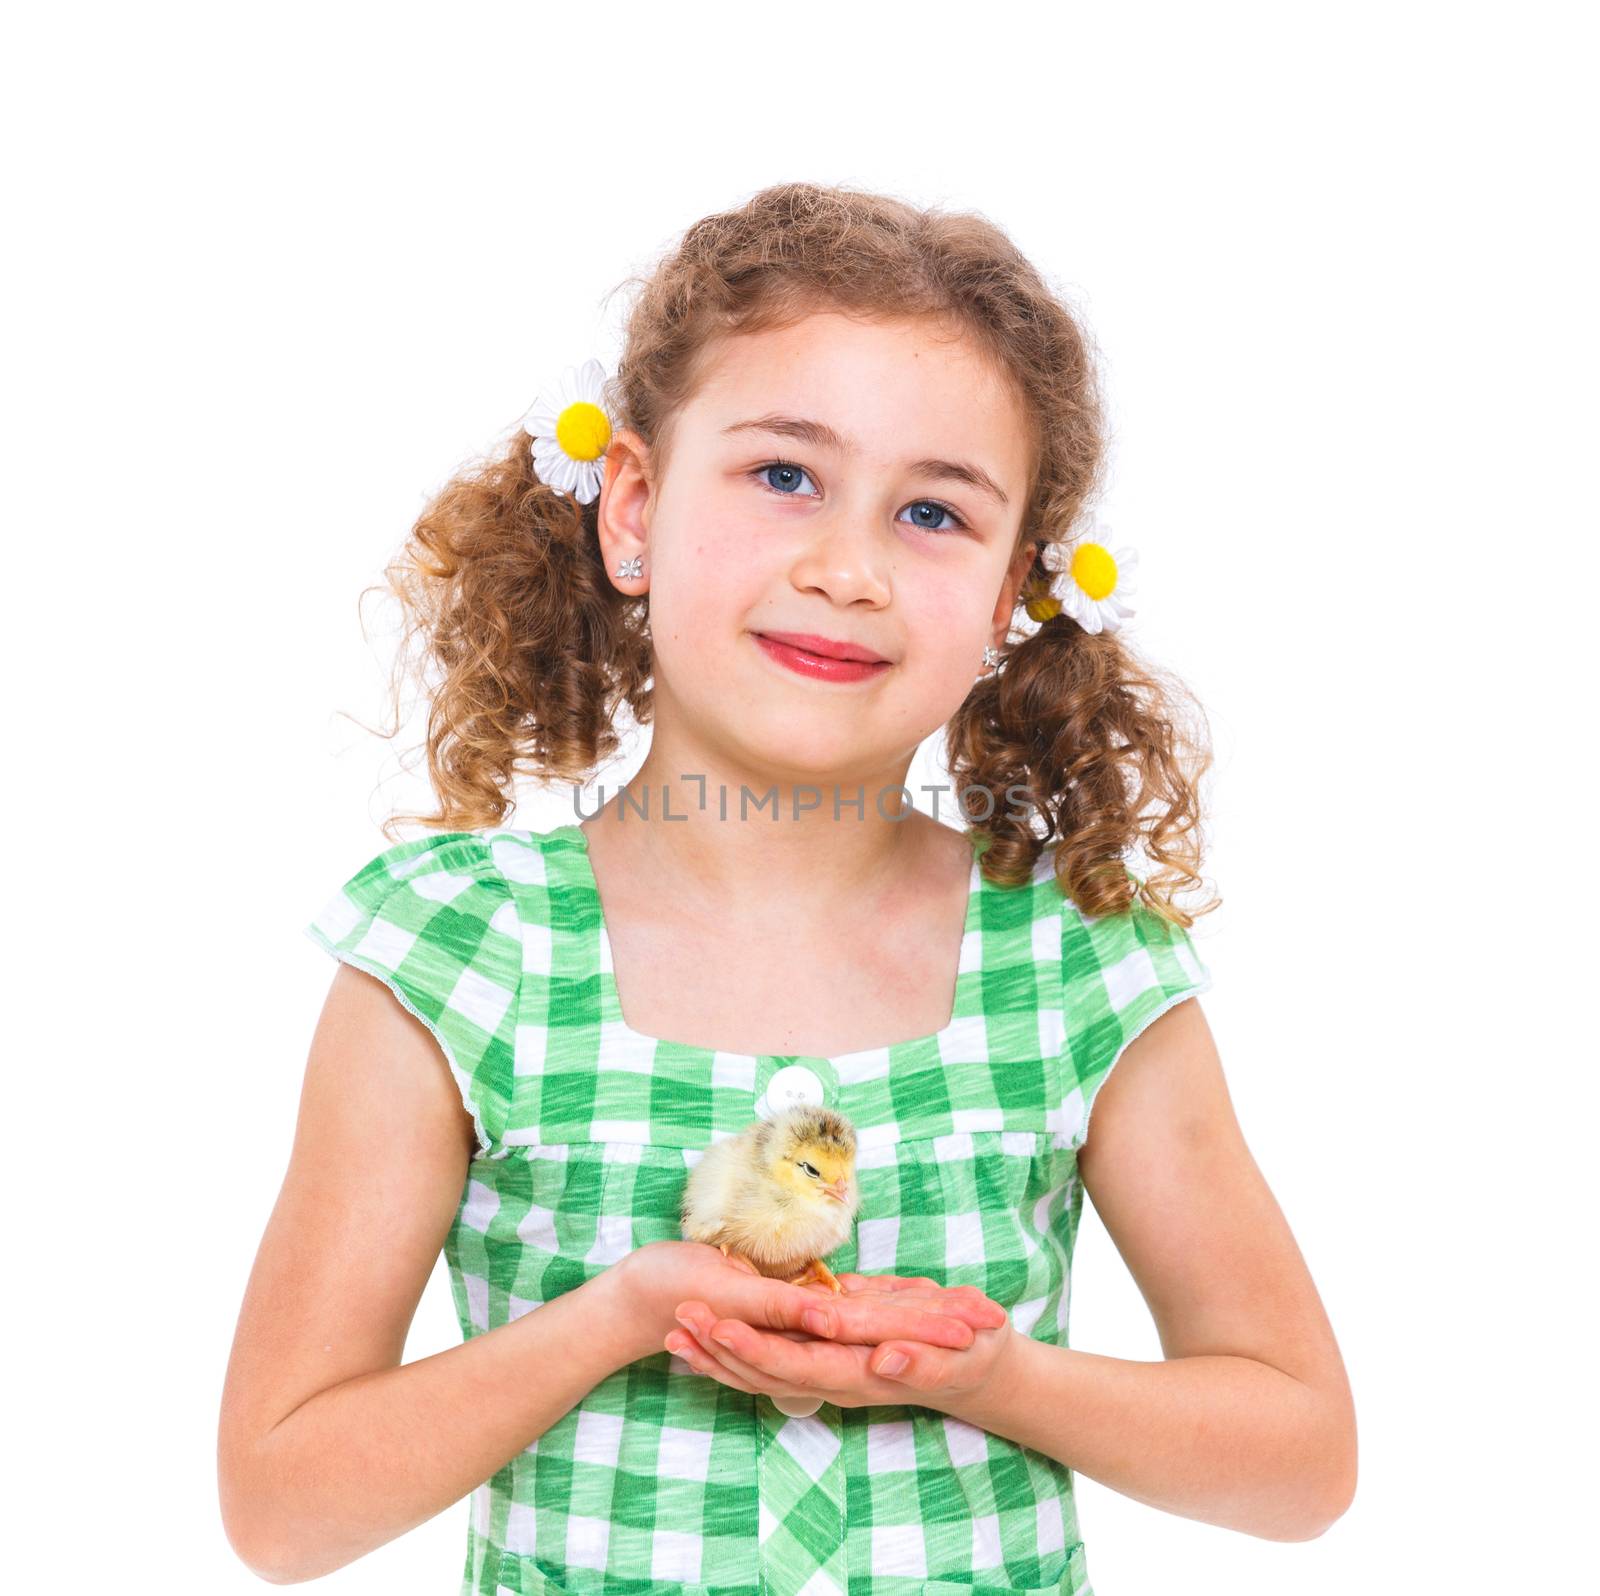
[872,1287,1009,1329]
[682,1280,991,1349]
[836,1274,1009,1327]
[938,1283,1011,1322]
[675,1306,800,1391]
[667,1329,732,1383]
[789,1294,981,1351]
[680,1279,867,1339]
[695,1259,1011,1342]
[868,1339,952,1393]
[703,1315,863,1394]
[881,1279,1009,1323]
[680,1317,812,1397]
[665,1331,762,1394]
[683,1289,977,1352]
[834,1273,909,1296]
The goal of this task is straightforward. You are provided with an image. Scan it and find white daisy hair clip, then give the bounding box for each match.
[1023,516,1139,635]
[521,357,617,506]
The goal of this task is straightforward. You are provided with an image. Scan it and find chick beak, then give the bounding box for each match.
[823,1179,848,1203]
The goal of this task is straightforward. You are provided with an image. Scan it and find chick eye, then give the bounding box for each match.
[798,1161,821,1178]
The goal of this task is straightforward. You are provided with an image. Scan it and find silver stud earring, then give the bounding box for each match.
[982,644,1000,670]
[616,556,643,580]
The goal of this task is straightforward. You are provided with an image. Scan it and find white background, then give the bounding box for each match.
[6,2,1594,1590]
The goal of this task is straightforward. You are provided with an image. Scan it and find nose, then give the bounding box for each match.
[788,509,893,609]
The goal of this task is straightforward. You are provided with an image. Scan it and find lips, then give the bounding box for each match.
[755,631,889,664]
[753,631,893,684]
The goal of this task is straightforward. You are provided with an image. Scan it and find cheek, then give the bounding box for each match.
[649,512,771,634]
[901,580,986,662]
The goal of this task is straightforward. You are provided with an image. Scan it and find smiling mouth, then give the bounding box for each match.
[755,631,889,663]
[753,632,892,682]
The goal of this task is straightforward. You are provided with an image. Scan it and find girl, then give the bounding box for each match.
[219,181,1356,1595]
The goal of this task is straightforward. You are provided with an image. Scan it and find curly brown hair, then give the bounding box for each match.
[361,180,1217,928]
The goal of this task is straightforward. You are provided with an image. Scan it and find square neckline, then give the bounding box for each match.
[551,820,988,1067]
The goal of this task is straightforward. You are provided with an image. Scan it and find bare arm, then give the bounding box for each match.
[941,999,1357,1543]
[217,963,637,1585]
[241,1275,636,1583]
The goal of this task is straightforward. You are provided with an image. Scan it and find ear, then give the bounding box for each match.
[595,426,653,596]
[989,539,1040,649]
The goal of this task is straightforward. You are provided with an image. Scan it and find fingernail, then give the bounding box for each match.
[802,1309,830,1336]
[712,1332,735,1349]
[878,1352,908,1376]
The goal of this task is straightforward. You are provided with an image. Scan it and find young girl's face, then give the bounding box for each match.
[603,309,1036,790]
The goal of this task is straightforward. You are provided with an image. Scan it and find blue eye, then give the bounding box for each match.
[899,500,965,533]
[755,460,819,497]
[748,458,970,533]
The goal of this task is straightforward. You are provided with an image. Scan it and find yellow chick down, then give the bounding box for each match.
[680,1104,860,1293]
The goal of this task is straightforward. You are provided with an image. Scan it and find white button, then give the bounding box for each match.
[764,1064,825,1110]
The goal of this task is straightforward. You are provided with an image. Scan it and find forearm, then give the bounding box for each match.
[238,1268,633,1583]
[939,1336,1350,1543]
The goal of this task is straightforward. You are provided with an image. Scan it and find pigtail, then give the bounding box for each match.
[359,427,652,841]
[947,545,1216,929]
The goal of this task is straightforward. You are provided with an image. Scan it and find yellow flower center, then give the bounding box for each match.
[1070,542,1118,601]
[555,401,612,462]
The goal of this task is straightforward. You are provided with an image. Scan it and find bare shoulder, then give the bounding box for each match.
[1077,996,1237,1202]
[1078,998,1353,1408]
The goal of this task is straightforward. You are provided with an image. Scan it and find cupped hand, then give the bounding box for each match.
[610,1241,1007,1372]
[664,1264,1017,1412]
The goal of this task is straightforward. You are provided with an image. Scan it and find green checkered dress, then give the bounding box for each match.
[305,823,1212,1596]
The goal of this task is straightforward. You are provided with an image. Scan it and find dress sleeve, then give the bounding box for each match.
[1058,875,1214,1154]
[303,831,522,1159]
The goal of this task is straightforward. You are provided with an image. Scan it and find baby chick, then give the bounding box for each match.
[680,1104,860,1293]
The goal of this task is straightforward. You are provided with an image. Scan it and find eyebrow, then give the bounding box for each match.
[720,413,1011,508]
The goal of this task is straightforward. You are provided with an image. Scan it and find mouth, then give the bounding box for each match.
[758,631,889,664]
[754,631,892,683]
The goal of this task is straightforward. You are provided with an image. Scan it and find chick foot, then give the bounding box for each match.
[718,1242,761,1275]
[785,1257,845,1294]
